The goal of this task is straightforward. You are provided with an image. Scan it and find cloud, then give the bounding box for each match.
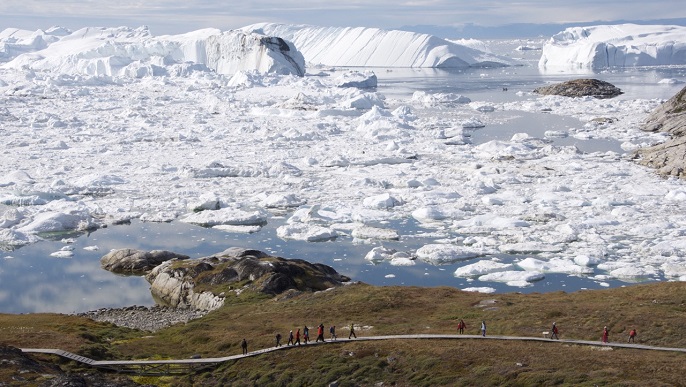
[0,0,683,35]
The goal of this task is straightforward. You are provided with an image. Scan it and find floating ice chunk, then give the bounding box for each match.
[454,214,530,230]
[454,260,513,277]
[481,196,503,205]
[140,211,180,223]
[411,207,448,223]
[17,210,95,234]
[187,193,221,212]
[384,274,396,278]
[0,170,36,186]
[649,239,686,256]
[661,262,686,278]
[363,193,401,209]
[334,71,378,88]
[609,266,658,279]
[665,188,686,201]
[83,245,99,251]
[462,117,485,128]
[259,193,306,208]
[390,257,416,266]
[352,225,399,240]
[365,246,395,262]
[50,250,74,258]
[287,205,340,225]
[276,223,337,241]
[0,208,25,228]
[473,140,534,159]
[412,91,471,106]
[180,207,267,227]
[416,244,484,264]
[0,229,39,248]
[392,105,417,121]
[574,254,601,267]
[341,93,385,109]
[72,174,126,188]
[213,224,263,233]
[499,242,562,254]
[517,257,593,274]
[472,104,496,112]
[478,270,545,286]
[658,78,684,84]
[544,130,568,138]
[462,287,497,293]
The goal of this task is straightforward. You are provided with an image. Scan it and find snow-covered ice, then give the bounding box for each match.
[539,24,686,69]
[1,22,686,309]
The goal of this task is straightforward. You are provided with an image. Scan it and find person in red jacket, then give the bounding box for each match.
[457,319,466,334]
[294,328,301,346]
[601,326,609,343]
[551,322,559,340]
[628,328,637,343]
[316,323,326,342]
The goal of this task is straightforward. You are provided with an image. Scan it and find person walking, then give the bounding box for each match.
[628,328,637,343]
[330,325,337,340]
[349,323,357,339]
[275,332,282,347]
[316,323,326,342]
[287,330,294,346]
[303,325,310,344]
[241,338,248,355]
[601,326,609,343]
[551,322,559,340]
[481,321,487,337]
[294,328,301,346]
[457,319,466,334]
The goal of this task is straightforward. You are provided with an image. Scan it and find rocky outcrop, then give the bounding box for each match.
[100,248,190,275]
[77,305,208,332]
[533,79,623,99]
[634,85,686,179]
[143,247,350,311]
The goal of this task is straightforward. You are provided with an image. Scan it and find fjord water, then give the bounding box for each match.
[2,45,685,313]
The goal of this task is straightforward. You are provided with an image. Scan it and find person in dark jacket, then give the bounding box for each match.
[241,338,248,355]
[457,319,466,334]
[551,322,559,339]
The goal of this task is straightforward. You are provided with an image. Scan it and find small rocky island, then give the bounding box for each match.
[533,78,623,99]
[95,247,351,330]
[634,85,686,179]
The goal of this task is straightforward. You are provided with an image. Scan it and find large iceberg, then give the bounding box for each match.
[539,24,686,69]
[243,23,515,68]
[1,26,305,76]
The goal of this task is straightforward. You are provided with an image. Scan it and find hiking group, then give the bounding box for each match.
[240,320,639,355]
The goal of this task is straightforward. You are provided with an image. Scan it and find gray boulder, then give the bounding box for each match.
[634,85,686,179]
[100,248,190,275]
[145,248,350,310]
[533,79,623,99]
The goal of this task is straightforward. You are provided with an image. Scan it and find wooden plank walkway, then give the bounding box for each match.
[21,334,686,375]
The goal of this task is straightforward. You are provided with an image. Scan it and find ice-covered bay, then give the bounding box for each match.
[2,35,686,312]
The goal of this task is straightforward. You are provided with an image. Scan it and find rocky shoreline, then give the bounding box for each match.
[75,305,208,332]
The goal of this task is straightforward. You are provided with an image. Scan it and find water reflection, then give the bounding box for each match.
[0,217,649,314]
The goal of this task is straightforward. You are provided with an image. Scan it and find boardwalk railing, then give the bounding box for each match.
[21,334,686,376]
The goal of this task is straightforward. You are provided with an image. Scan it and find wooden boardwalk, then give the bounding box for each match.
[21,334,686,375]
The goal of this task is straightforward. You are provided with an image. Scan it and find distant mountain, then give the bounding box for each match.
[242,23,516,68]
[399,18,686,39]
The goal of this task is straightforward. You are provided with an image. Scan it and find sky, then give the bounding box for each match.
[1,0,685,36]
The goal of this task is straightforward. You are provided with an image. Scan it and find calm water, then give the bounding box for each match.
[2,56,685,313]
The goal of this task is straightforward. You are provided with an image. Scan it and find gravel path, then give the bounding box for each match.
[76,305,208,332]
